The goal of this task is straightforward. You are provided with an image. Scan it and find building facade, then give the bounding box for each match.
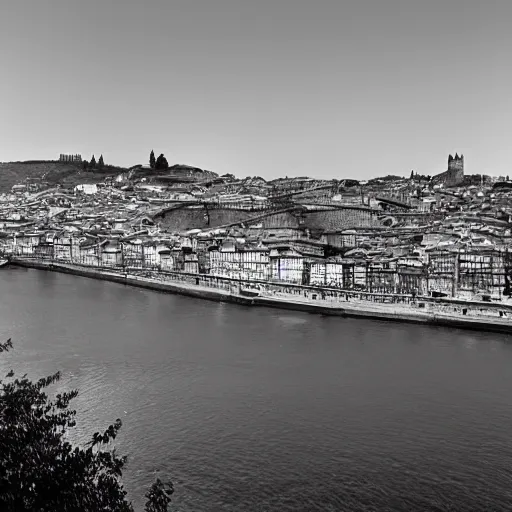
[60,154,82,162]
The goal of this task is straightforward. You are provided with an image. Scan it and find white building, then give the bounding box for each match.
[75,184,98,195]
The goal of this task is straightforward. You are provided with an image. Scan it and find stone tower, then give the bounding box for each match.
[443,153,464,187]
[448,153,464,173]
[431,153,465,187]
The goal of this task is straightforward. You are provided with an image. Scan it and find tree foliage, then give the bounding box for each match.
[0,339,173,512]
[144,480,174,512]
[98,155,105,169]
[150,150,156,170]
[90,155,97,169]
[155,154,168,171]
[413,173,431,183]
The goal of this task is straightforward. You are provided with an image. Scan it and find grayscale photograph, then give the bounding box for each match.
[1,1,511,511]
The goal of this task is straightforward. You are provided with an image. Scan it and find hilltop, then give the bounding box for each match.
[0,160,225,194]
[0,160,127,193]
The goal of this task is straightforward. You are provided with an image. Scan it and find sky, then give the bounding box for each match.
[1,0,511,180]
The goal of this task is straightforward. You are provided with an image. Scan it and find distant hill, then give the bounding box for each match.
[0,160,127,193]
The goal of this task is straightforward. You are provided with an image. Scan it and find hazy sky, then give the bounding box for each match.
[1,0,511,179]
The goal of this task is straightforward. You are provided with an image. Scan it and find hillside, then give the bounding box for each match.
[0,161,127,193]
[129,164,219,184]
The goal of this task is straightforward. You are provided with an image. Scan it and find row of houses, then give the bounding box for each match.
[3,232,512,300]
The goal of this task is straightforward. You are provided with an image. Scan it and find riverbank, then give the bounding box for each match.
[9,258,512,334]
[10,258,254,306]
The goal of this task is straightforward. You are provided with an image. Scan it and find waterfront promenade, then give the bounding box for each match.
[9,257,512,334]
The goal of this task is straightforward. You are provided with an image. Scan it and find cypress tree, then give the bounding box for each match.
[90,155,96,168]
[98,155,104,169]
[150,150,156,169]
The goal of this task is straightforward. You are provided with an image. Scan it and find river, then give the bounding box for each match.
[1,267,512,511]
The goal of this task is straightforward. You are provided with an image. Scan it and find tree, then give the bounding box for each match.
[155,154,168,171]
[507,175,510,182]
[98,155,105,169]
[82,160,89,171]
[150,150,156,170]
[90,155,97,168]
[0,339,173,512]
[410,170,414,180]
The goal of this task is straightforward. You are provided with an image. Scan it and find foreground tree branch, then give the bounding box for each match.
[0,339,173,512]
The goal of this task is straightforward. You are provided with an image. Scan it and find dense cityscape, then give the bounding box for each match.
[1,152,512,330]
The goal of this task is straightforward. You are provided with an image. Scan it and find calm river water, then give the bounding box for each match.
[1,268,512,511]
